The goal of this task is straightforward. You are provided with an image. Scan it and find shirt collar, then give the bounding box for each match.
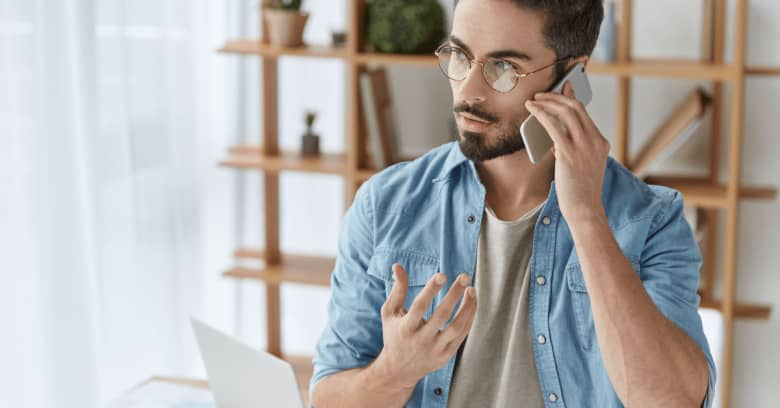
[432,141,469,183]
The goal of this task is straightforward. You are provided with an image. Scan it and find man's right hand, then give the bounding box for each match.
[374,263,478,390]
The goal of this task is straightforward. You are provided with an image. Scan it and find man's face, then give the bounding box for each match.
[449,0,559,163]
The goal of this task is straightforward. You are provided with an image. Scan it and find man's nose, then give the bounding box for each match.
[455,62,490,104]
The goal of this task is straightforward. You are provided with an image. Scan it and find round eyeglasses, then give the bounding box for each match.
[434,44,572,93]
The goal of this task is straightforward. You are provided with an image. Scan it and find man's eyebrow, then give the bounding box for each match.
[448,35,533,62]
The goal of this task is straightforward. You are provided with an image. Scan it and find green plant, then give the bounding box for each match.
[267,0,302,11]
[304,111,317,132]
[364,0,446,54]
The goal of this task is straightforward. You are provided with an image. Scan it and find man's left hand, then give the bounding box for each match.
[524,81,610,225]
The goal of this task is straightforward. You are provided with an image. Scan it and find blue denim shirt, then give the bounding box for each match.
[310,141,716,407]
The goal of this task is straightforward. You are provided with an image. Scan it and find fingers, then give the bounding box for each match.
[437,286,477,349]
[525,100,571,152]
[382,263,408,318]
[424,273,471,335]
[404,272,447,330]
[534,81,599,138]
[526,97,586,145]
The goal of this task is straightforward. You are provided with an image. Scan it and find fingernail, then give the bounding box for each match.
[467,287,474,298]
[459,274,469,287]
[435,273,446,285]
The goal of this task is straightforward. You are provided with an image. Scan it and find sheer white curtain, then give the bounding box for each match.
[0,0,243,406]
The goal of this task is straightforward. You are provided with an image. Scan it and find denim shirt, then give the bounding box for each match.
[310,141,716,407]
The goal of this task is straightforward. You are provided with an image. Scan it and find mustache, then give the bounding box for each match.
[453,102,498,123]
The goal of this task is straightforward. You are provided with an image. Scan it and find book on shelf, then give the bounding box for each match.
[359,68,398,170]
[631,87,712,178]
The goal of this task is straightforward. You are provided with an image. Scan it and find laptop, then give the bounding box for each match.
[191,318,305,408]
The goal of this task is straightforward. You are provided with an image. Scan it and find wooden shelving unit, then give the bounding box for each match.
[217,1,777,406]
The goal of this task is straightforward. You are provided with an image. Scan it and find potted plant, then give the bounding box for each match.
[364,0,445,54]
[264,0,309,48]
[301,111,320,157]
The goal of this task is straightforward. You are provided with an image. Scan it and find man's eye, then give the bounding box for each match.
[453,50,468,61]
[491,60,514,71]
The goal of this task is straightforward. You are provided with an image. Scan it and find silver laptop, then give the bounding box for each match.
[191,318,305,408]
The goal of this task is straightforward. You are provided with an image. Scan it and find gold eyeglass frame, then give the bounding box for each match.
[434,43,572,93]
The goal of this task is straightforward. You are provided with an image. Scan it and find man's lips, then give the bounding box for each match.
[458,112,493,124]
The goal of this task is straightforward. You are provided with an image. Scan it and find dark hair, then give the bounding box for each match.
[454,0,604,79]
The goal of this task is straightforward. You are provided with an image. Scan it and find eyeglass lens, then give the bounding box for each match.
[437,47,518,93]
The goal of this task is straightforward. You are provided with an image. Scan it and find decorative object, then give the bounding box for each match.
[593,0,617,62]
[264,0,309,47]
[330,30,347,47]
[301,111,320,156]
[364,0,445,54]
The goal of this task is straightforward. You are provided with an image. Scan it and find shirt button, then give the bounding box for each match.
[548,393,558,402]
[434,387,443,396]
[537,334,547,344]
[467,214,476,224]
[536,275,547,286]
[542,216,551,225]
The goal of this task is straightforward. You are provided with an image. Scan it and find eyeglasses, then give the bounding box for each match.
[434,43,572,93]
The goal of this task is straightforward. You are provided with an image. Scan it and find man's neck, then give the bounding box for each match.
[475,149,555,221]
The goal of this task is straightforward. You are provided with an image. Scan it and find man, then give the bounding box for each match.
[310,0,716,407]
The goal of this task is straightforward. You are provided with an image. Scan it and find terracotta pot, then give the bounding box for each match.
[263,9,309,47]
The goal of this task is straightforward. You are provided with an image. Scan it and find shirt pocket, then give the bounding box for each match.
[366,248,440,321]
[565,256,640,352]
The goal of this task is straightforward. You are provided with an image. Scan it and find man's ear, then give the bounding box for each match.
[568,56,590,71]
[580,56,590,69]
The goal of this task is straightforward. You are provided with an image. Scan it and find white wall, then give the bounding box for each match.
[231,0,780,405]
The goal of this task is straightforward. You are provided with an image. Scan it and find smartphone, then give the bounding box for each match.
[520,61,592,163]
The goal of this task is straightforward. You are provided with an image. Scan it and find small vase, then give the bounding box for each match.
[264,9,309,48]
[302,133,320,156]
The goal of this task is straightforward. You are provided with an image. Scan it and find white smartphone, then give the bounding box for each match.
[520,61,592,163]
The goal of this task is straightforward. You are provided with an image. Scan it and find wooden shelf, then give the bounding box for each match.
[219,39,349,59]
[355,52,438,66]
[746,65,780,76]
[645,176,777,208]
[220,147,349,175]
[217,39,780,83]
[224,251,335,286]
[700,299,772,320]
[217,38,780,84]
[588,59,735,80]
[144,376,209,390]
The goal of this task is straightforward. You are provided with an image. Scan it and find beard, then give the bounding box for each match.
[455,109,526,163]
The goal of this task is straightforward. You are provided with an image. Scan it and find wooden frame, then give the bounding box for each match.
[217,1,778,406]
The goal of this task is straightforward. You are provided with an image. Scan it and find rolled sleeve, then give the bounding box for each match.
[640,190,717,408]
[309,181,386,403]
